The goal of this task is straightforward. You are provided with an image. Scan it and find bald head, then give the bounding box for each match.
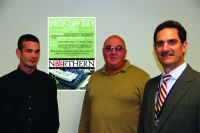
[103,35,126,49]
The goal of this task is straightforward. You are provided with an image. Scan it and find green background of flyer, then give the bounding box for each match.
[48,17,95,58]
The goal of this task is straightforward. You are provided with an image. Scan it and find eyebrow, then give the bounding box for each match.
[104,45,124,47]
[168,39,178,42]
[24,48,40,52]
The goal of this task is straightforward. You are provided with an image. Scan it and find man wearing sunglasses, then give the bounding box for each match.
[78,35,150,133]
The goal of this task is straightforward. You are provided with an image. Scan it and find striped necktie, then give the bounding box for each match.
[155,74,171,123]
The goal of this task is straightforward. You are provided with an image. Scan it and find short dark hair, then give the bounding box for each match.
[18,34,40,50]
[153,20,187,44]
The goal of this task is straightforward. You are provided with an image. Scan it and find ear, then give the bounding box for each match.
[124,49,127,57]
[153,44,156,51]
[182,41,188,54]
[16,49,21,59]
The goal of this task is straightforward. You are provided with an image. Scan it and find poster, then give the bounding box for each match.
[48,17,96,90]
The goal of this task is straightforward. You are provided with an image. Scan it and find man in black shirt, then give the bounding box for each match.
[0,34,59,133]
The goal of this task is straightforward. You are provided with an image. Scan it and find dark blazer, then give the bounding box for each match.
[138,65,200,133]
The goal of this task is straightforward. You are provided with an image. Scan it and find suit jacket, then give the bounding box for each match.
[138,65,200,133]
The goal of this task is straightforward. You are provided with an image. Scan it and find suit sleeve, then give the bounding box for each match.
[138,80,151,133]
[198,89,200,133]
[78,88,91,133]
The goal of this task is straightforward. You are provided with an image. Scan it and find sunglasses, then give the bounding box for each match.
[103,45,125,52]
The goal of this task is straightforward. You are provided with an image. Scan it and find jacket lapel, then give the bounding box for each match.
[155,65,193,131]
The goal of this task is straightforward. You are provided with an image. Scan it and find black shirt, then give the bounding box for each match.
[0,67,59,133]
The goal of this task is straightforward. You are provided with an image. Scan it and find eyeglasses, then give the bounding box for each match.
[103,45,125,52]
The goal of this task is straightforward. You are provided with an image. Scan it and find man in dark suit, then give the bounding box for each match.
[138,20,200,133]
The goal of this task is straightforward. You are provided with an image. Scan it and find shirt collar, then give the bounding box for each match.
[162,62,187,80]
[101,60,131,75]
[17,66,38,79]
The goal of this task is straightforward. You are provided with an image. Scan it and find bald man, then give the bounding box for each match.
[78,35,150,133]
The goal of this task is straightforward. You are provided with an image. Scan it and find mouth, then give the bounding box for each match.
[29,60,36,64]
[110,56,118,60]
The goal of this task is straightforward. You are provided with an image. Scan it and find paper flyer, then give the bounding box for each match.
[48,17,96,90]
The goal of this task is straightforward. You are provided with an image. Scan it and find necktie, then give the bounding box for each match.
[155,74,171,122]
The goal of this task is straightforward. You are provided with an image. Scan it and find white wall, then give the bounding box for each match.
[0,0,200,133]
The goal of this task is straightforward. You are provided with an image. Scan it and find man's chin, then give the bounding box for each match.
[109,64,121,69]
[161,62,174,68]
[27,64,37,69]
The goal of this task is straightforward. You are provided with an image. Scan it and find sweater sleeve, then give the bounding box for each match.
[78,88,91,133]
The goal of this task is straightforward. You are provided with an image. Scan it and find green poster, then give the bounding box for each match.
[48,17,96,90]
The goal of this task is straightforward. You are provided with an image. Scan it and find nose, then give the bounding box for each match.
[31,52,38,58]
[162,42,169,51]
[110,49,118,54]
[32,52,36,57]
